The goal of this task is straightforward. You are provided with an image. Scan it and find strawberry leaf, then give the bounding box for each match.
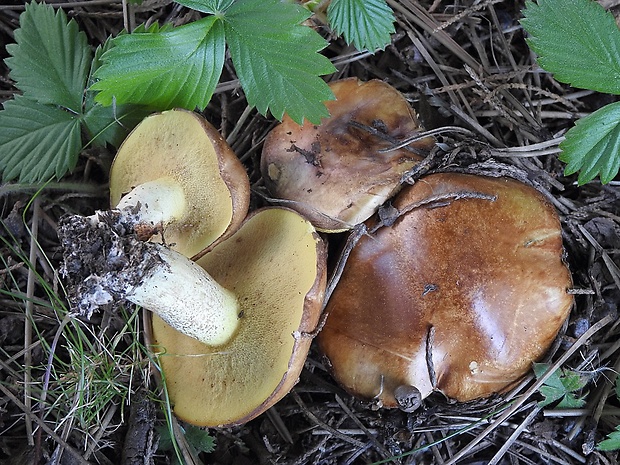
[598,425,620,451]
[83,42,151,147]
[4,2,91,113]
[327,0,395,52]
[0,96,83,183]
[174,0,233,14]
[92,16,226,110]
[559,101,620,184]
[224,0,335,124]
[534,363,587,409]
[521,0,620,95]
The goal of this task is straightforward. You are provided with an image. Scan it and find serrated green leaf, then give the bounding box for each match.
[0,96,83,183]
[92,17,225,111]
[82,101,150,148]
[327,0,395,52]
[83,42,151,147]
[224,0,335,124]
[5,2,91,112]
[534,363,587,409]
[538,385,582,409]
[184,425,216,453]
[521,0,620,94]
[174,0,233,14]
[598,425,620,451]
[559,101,620,184]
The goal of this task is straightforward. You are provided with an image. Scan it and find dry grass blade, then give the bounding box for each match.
[0,381,90,465]
[23,197,40,448]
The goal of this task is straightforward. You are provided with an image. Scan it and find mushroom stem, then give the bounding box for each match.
[126,246,240,346]
[110,178,187,239]
[58,212,240,347]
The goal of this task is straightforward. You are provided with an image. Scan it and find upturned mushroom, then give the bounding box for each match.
[60,207,326,424]
[108,108,250,257]
[317,173,573,410]
[149,207,327,426]
[261,78,435,232]
[59,109,251,342]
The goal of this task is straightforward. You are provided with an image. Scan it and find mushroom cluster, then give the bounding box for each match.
[260,79,574,411]
[60,77,575,428]
[59,109,327,427]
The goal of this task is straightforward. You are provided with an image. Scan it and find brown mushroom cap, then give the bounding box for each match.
[150,208,327,427]
[317,173,573,407]
[110,109,250,257]
[261,78,435,232]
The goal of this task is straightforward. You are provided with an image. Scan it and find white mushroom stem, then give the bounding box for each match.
[127,246,240,346]
[79,243,240,346]
[59,212,240,347]
[109,177,186,231]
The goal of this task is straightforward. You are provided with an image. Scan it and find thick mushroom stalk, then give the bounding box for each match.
[127,247,239,346]
[112,178,186,237]
[59,212,240,346]
[150,207,327,427]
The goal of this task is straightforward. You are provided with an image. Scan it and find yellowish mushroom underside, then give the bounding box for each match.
[110,109,248,257]
[151,208,326,427]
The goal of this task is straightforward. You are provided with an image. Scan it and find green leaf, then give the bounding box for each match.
[0,96,83,183]
[156,424,215,464]
[327,0,395,52]
[184,425,216,453]
[598,425,620,451]
[82,101,150,148]
[83,42,151,147]
[559,101,620,184]
[5,2,91,112]
[92,17,226,110]
[175,0,233,14]
[224,0,335,124]
[521,0,620,95]
[533,363,587,409]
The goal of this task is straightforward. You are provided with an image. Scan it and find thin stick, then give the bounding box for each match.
[25,197,41,446]
[335,395,392,459]
[291,392,368,449]
[488,403,541,465]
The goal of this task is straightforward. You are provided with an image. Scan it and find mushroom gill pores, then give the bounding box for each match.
[109,108,250,257]
[151,208,327,427]
[317,173,574,409]
[261,78,435,232]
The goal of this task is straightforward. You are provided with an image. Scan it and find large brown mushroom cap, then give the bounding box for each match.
[318,173,573,407]
[261,78,435,232]
[150,208,327,427]
[110,109,250,257]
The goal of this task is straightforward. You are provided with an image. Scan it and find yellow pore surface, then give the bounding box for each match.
[152,208,323,426]
[109,110,236,257]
